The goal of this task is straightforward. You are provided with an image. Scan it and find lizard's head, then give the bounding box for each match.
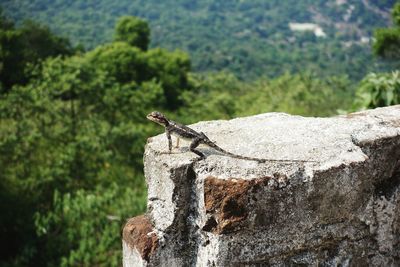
[146,111,168,126]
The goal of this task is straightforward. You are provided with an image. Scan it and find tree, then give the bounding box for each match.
[0,14,73,93]
[86,42,190,109]
[86,42,146,84]
[144,48,191,108]
[34,184,146,267]
[0,13,194,265]
[179,72,353,124]
[352,3,400,110]
[114,16,150,51]
[18,20,73,64]
[0,53,162,266]
[373,3,400,59]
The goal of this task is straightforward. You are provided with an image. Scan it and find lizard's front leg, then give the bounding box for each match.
[166,129,172,153]
[189,137,205,159]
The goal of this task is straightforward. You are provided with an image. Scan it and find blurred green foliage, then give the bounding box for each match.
[34,184,146,267]
[0,2,399,266]
[114,16,150,50]
[179,72,353,123]
[374,3,400,59]
[0,14,179,266]
[353,72,400,109]
[352,2,400,110]
[0,0,396,81]
[0,12,74,92]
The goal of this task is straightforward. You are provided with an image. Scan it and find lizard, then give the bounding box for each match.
[147,111,313,163]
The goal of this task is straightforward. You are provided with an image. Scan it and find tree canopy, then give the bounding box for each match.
[0,15,188,266]
[373,2,400,59]
[1,0,396,81]
[352,3,400,111]
[0,3,399,266]
[115,16,150,50]
[0,12,74,92]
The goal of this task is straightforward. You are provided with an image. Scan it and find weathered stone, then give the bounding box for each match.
[123,105,400,266]
[122,215,158,266]
[203,176,272,234]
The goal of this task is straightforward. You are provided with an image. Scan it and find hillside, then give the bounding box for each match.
[0,0,396,80]
[1,2,400,266]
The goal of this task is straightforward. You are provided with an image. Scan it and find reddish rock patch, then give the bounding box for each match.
[203,176,271,234]
[123,215,158,262]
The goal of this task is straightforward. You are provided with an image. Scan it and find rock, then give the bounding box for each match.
[123,106,400,266]
[122,215,158,266]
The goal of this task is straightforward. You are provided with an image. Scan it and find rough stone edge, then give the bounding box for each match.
[129,106,400,266]
[122,215,158,263]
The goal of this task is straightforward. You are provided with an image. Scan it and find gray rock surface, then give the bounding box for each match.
[123,106,400,266]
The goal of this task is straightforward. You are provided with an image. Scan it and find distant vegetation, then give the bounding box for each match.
[1,0,397,80]
[0,1,399,266]
[0,14,198,266]
[353,2,400,110]
[0,16,75,93]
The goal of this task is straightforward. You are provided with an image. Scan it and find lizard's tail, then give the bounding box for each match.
[203,139,266,163]
[203,138,315,163]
